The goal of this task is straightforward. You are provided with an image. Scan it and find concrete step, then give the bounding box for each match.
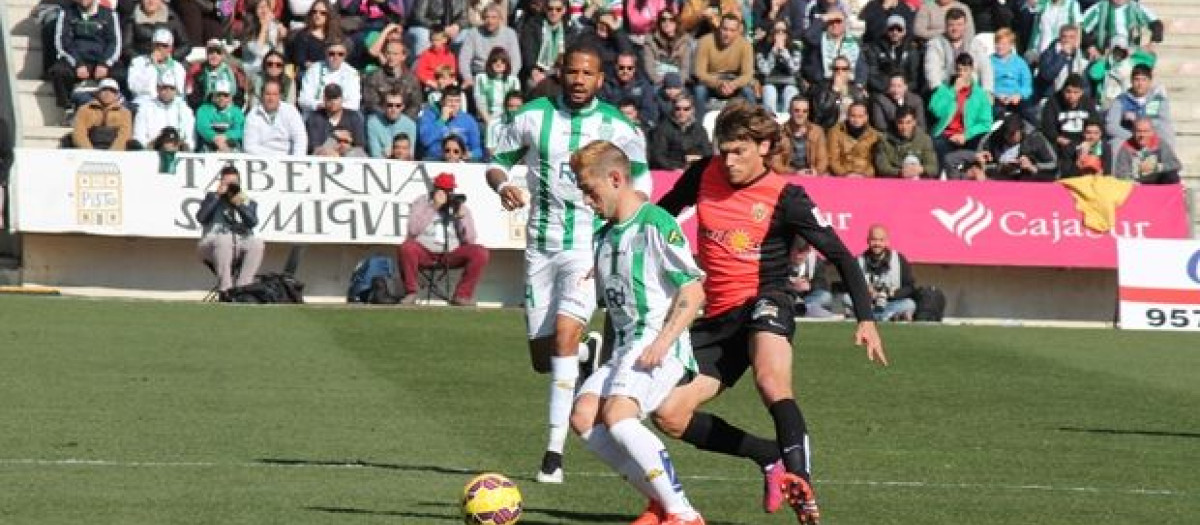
[17,79,65,129]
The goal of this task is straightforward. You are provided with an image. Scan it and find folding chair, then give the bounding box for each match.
[202,254,244,302]
[416,256,455,302]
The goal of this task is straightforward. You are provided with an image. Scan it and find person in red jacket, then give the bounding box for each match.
[414,28,458,90]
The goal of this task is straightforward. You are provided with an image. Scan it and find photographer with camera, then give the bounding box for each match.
[974,113,1059,181]
[196,166,265,300]
[397,173,490,306]
[842,224,916,321]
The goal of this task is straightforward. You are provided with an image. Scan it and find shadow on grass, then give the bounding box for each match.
[257,457,478,475]
[306,502,627,524]
[1058,427,1200,439]
[282,459,747,524]
[308,501,747,524]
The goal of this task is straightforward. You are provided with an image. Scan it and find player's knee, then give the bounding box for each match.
[651,407,687,439]
[755,372,793,404]
[571,395,600,435]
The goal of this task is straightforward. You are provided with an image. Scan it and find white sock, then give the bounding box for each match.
[546,355,579,454]
[580,425,657,500]
[577,340,590,363]
[608,419,695,516]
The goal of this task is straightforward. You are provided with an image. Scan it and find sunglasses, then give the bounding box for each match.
[265,61,284,67]
[328,50,346,57]
[827,19,844,25]
[215,92,232,97]
[546,5,565,12]
[833,66,850,71]
[444,147,463,154]
[617,65,636,71]
[660,15,676,21]
[385,103,404,108]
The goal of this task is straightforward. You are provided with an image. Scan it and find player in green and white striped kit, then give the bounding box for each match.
[485,42,652,483]
[567,140,707,525]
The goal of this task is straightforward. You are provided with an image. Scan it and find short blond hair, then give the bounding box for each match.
[569,140,630,183]
[995,28,1017,45]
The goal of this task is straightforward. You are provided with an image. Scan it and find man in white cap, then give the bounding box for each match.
[298,41,362,115]
[186,38,248,110]
[134,72,195,151]
[195,79,245,152]
[127,28,188,108]
[863,13,923,95]
[244,78,308,156]
[71,78,132,150]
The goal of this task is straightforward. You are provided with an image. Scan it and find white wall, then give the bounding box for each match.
[20,233,1119,321]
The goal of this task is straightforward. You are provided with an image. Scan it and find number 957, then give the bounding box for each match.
[1145,308,1200,328]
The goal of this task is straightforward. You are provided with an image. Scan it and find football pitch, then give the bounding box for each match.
[0,295,1197,524]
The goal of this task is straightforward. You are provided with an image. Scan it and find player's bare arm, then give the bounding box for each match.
[486,167,526,210]
[636,279,705,370]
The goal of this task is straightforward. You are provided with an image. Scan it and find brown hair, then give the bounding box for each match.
[713,100,791,173]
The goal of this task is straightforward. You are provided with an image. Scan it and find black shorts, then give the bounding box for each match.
[691,290,798,388]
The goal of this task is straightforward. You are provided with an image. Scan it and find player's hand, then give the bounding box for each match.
[855,321,888,366]
[636,341,668,370]
[499,184,526,210]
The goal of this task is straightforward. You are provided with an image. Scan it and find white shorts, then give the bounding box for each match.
[524,249,597,339]
[577,349,686,419]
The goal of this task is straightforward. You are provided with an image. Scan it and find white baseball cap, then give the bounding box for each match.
[152,28,174,46]
[98,78,121,92]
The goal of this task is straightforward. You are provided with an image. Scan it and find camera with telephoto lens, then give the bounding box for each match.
[225,182,241,199]
[868,275,890,310]
[447,193,467,214]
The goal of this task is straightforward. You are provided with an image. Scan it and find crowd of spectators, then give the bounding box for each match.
[41,0,1181,183]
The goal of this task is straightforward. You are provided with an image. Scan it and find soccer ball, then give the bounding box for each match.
[461,472,523,525]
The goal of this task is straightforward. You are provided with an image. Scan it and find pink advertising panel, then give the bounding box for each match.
[650,172,1190,269]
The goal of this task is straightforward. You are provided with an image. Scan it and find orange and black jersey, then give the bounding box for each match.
[658,156,875,321]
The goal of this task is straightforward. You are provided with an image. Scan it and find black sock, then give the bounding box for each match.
[768,399,811,480]
[680,412,781,468]
[540,451,562,473]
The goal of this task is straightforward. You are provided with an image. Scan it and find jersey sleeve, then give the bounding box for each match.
[616,122,653,196]
[646,208,704,288]
[780,184,874,322]
[656,157,708,216]
[487,110,530,171]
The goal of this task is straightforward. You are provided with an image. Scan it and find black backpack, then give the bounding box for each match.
[913,286,946,322]
[226,246,307,304]
[227,273,305,303]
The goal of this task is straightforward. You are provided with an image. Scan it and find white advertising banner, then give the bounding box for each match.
[1117,238,1200,331]
[11,149,531,249]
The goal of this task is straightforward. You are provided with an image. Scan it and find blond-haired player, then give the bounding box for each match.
[567,141,706,525]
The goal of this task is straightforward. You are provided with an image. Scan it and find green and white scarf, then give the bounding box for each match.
[537,21,565,71]
[821,32,860,79]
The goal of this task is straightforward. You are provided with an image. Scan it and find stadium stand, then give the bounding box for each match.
[0,0,1196,315]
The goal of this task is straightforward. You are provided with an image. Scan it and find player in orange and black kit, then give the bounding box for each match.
[652,101,889,525]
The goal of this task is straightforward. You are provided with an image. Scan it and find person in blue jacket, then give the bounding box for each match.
[417,85,482,160]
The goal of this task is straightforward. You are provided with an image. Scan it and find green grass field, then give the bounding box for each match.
[0,295,1197,524]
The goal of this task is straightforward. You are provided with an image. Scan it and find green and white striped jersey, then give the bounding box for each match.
[489,96,651,252]
[595,203,703,369]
